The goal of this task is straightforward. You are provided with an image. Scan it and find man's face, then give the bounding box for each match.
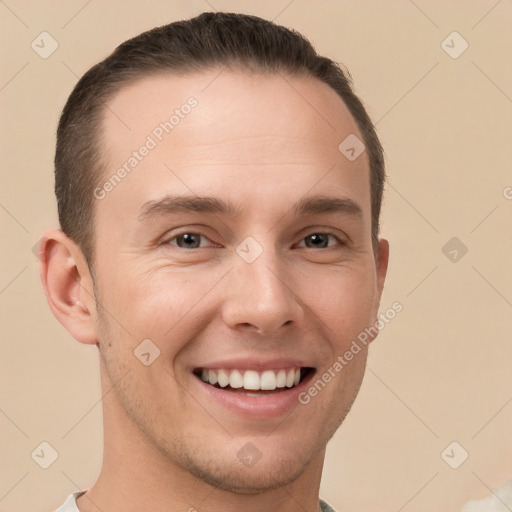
[90,70,387,492]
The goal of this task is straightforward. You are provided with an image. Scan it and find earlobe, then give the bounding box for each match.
[39,229,98,345]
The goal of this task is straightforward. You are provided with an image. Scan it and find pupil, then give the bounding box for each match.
[307,234,328,248]
[179,234,200,248]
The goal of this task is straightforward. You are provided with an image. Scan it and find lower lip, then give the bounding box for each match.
[192,371,316,419]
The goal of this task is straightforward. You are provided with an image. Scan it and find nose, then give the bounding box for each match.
[221,246,305,336]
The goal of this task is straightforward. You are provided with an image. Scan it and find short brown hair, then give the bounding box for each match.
[55,11,385,267]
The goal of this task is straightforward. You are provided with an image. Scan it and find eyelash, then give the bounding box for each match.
[163,229,347,250]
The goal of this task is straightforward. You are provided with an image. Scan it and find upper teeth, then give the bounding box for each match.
[200,368,301,390]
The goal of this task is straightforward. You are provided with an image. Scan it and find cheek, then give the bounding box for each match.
[96,254,378,359]
[96,266,215,355]
[304,265,377,344]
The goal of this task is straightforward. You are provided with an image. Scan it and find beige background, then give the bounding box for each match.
[1,1,511,511]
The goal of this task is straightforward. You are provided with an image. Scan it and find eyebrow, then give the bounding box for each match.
[138,194,363,222]
[293,194,363,219]
[138,195,243,221]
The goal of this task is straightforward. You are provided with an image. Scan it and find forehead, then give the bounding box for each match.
[101,69,364,163]
[97,70,370,222]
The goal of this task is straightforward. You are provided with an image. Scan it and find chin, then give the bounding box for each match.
[151,432,318,494]
[182,453,311,494]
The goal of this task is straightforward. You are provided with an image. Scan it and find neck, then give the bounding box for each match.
[77,367,325,512]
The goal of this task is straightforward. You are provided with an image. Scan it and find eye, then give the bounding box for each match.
[298,231,345,249]
[166,232,213,249]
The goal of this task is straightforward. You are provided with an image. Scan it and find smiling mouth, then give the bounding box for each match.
[193,367,315,393]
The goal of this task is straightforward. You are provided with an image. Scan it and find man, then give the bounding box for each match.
[40,11,389,512]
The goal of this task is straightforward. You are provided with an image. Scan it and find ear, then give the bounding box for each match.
[375,238,389,302]
[368,238,390,341]
[38,228,98,345]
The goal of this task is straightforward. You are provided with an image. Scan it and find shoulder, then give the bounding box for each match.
[53,490,86,512]
[320,498,337,512]
[461,480,512,511]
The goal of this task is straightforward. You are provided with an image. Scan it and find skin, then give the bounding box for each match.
[40,70,389,512]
